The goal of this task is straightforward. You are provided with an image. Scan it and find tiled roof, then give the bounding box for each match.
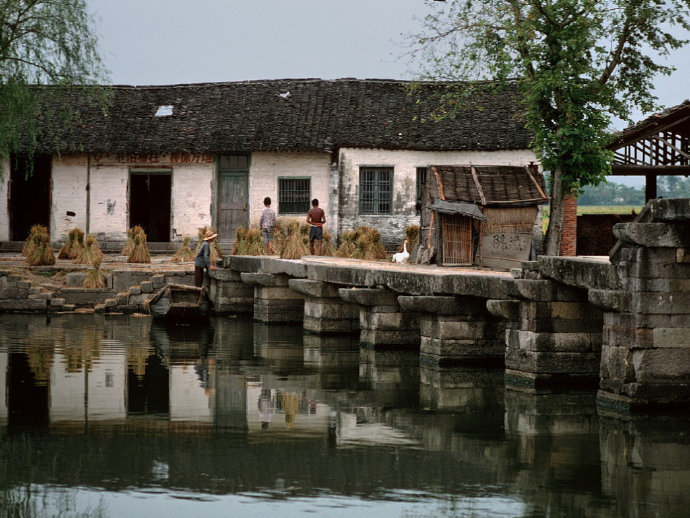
[29,78,531,154]
[609,100,690,149]
[429,165,548,206]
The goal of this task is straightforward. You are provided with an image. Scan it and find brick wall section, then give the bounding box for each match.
[560,193,577,256]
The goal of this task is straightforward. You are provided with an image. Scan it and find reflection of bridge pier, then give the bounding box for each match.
[600,416,690,517]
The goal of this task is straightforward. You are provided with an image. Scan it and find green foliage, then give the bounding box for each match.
[0,0,109,170]
[410,0,690,253]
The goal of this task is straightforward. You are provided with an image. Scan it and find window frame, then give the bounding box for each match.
[359,166,394,215]
[277,176,312,215]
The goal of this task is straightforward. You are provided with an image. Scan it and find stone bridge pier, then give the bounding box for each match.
[488,270,603,392]
[240,272,304,323]
[591,199,690,414]
[339,287,420,349]
[288,279,359,335]
[399,295,505,367]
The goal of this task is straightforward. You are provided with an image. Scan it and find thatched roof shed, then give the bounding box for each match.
[418,165,548,269]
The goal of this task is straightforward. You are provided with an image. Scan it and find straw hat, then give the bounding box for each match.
[203,230,218,241]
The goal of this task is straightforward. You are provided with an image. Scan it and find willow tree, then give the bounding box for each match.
[411,0,690,255]
[0,0,109,175]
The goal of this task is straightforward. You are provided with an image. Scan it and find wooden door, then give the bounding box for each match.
[441,214,473,266]
[217,172,248,242]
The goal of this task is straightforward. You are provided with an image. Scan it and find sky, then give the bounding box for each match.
[86,0,690,187]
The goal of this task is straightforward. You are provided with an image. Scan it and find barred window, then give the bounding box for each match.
[359,167,393,214]
[278,177,311,214]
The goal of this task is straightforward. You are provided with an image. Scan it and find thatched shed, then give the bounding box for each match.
[418,165,548,269]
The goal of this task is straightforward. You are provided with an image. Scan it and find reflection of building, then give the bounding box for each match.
[0,351,7,426]
[50,348,126,423]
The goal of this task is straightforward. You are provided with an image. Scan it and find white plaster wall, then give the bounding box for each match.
[0,160,9,241]
[248,152,331,226]
[87,354,126,421]
[338,148,539,247]
[51,155,88,241]
[170,365,212,423]
[171,164,214,240]
[89,164,129,240]
[50,352,87,422]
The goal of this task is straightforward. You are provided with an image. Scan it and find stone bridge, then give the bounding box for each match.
[211,198,690,416]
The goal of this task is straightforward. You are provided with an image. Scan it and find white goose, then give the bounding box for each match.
[392,239,410,264]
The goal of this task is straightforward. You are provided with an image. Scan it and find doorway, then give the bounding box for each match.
[9,155,52,241]
[129,171,171,242]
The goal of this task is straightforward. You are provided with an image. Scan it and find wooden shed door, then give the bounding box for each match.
[217,172,248,242]
[441,214,474,265]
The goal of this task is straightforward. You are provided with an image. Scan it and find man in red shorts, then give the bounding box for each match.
[306,198,325,255]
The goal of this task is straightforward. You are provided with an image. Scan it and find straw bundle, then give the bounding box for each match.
[334,230,357,258]
[404,225,420,252]
[83,258,106,288]
[25,225,56,266]
[58,228,85,259]
[121,227,137,256]
[127,227,151,263]
[280,220,309,259]
[352,226,387,260]
[171,236,195,262]
[75,234,104,265]
[321,230,336,256]
[230,226,264,256]
[22,224,48,257]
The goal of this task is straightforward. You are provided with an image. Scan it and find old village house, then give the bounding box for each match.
[0,79,537,250]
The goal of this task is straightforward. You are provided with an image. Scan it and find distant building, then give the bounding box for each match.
[0,79,536,249]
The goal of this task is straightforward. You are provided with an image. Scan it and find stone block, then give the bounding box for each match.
[151,275,166,289]
[519,316,603,334]
[508,329,600,352]
[339,287,399,307]
[29,292,52,300]
[505,347,600,375]
[599,344,635,383]
[17,280,31,289]
[128,286,142,296]
[486,299,520,320]
[603,324,654,349]
[116,292,129,305]
[304,316,358,334]
[94,303,106,313]
[288,278,340,298]
[50,298,65,306]
[360,328,420,348]
[210,268,243,282]
[360,311,419,331]
[66,272,87,287]
[140,281,154,293]
[255,285,304,301]
[112,270,154,292]
[0,299,47,311]
[104,298,118,308]
[304,300,359,320]
[632,348,690,382]
[515,279,584,302]
[28,287,41,295]
[613,222,690,247]
[630,291,690,315]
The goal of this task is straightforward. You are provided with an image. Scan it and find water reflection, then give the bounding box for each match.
[1,314,690,517]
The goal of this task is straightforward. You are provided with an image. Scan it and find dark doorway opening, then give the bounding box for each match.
[129,172,171,242]
[10,155,52,241]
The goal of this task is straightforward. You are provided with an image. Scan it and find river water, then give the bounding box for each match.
[0,313,689,517]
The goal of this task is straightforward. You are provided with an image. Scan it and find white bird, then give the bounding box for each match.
[392,239,410,264]
[278,91,291,99]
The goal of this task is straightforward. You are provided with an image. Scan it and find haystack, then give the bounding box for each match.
[280,220,309,259]
[127,227,151,263]
[75,234,104,265]
[171,236,194,262]
[122,227,137,256]
[58,228,85,259]
[22,224,48,258]
[83,258,106,289]
[25,226,56,266]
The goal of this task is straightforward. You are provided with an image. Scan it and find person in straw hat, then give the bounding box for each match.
[194,230,218,287]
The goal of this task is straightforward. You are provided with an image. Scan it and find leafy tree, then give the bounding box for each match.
[410,0,690,254]
[0,0,109,175]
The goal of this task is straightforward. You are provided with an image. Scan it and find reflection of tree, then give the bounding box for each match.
[55,327,102,373]
[127,345,150,379]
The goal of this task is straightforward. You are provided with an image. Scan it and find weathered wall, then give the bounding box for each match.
[89,162,129,241]
[338,148,538,248]
[248,152,331,225]
[52,155,88,240]
[170,164,214,239]
[0,160,9,241]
